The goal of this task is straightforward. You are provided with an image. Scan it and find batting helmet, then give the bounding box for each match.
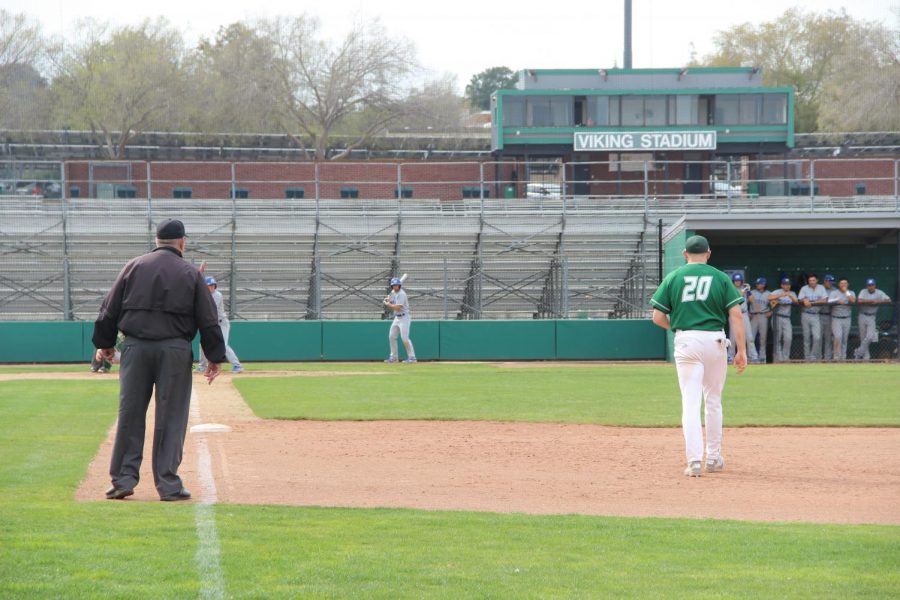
[206,276,217,286]
[824,274,835,282]
[755,277,767,285]
[731,273,743,282]
[389,277,402,286]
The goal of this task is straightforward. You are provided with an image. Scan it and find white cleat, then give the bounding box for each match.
[684,461,702,477]
[705,456,725,473]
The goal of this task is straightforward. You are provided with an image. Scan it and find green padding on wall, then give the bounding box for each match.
[228,321,322,361]
[556,320,665,360]
[440,321,556,360]
[322,320,439,360]
[0,322,86,362]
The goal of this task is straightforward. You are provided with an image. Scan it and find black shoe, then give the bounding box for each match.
[105,486,134,500]
[160,488,191,502]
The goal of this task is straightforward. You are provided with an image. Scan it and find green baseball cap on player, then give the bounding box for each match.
[684,235,709,254]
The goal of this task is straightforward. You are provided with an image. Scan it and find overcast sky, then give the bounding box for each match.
[7,0,898,89]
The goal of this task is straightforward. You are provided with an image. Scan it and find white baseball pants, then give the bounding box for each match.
[729,313,758,362]
[389,316,415,360]
[820,314,833,360]
[800,312,822,361]
[773,315,793,362]
[673,330,728,464]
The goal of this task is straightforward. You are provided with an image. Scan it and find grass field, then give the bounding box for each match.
[233,362,900,426]
[1,365,898,598]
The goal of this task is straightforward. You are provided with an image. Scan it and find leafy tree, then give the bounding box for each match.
[52,18,185,158]
[258,15,417,160]
[0,11,51,129]
[693,8,897,132]
[185,22,280,134]
[465,66,517,111]
[817,15,900,132]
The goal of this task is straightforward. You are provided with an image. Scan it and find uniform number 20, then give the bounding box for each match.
[682,275,713,302]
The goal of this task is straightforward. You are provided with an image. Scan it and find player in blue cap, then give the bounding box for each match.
[854,278,892,360]
[728,273,758,363]
[383,277,416,363]
[820,274,836,360]
[798,274,828,361]
[196,276,243,373]
[748,277,771,363]
[768,276,798,362]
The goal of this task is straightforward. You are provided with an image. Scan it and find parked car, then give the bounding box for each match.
[525,182,562,199]
[711,178,741,198]
[42,182,62,198]
[15,182,43,197]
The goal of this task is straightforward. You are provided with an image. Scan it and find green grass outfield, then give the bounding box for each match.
[233,362,900,426]
[1,367,898,598]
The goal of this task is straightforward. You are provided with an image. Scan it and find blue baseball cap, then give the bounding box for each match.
[755,277,767,285]
[824,274,835,282]
[390,277,402,286]
[205,276,217,286]
[780,277,791,284]
[866,278,876,286]
[731,273,743,281]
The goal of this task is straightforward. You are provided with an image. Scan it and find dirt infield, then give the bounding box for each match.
[73,371,900,525]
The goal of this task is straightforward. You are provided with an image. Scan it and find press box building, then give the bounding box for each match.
[490,67,794,196]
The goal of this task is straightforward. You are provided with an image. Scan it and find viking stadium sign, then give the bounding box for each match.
[573,131,717,152]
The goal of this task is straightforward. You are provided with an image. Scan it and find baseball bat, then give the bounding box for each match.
[400,273,408,283]
[199,260,207,273]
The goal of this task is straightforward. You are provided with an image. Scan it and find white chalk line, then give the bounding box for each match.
[190,390,226,600]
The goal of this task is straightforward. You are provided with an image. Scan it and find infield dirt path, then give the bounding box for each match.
[72,371,900,525]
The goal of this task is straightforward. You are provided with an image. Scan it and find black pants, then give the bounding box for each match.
[109,336,193,497]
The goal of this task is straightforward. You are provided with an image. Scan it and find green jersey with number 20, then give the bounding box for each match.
[650,263,744,331]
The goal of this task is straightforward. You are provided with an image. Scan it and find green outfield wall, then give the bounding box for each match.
[0,320,665,363]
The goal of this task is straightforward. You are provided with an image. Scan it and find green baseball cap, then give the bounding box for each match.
[684,235,709,254]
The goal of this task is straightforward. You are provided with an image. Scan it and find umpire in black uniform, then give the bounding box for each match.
[93,218,226,501]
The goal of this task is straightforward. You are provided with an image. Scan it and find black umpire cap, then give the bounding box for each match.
[156,218,186,240]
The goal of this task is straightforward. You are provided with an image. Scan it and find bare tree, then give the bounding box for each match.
[52,18,185,158]
[259,15,417,159]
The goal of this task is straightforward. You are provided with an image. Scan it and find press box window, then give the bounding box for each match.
[503,96,525,127]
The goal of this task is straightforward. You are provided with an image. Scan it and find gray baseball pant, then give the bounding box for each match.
[773,315,793,362]
[110,336,193,497]
[820,314,833,360]
[389,316,415,360]
[800,312,822,360]
[831,317,851,360]
[854,314,878,360]
[729,313,758,362]
[749,314,769,362]
[199,320,240,369]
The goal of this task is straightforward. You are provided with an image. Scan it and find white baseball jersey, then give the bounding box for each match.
[748,289,770,315]
[798,284,828,314]
[857,289,890,316]
[391,289,410,318]
[828,289,855,318]
[211,289,228,323]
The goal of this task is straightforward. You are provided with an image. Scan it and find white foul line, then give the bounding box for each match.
[190,390,225,600]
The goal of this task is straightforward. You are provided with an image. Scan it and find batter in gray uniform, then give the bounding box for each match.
[827,278,855,360]
[820,274,836,360]
[798,274,828,361]
[748,277,771,363]
[769,277,798,362]
[198,276,243,373]
[853,278,892,360]
[384,277,417,363]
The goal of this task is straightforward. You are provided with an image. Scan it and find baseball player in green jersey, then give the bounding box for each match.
[650,235,747,477]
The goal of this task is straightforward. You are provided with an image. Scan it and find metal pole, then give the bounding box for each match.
[314,256,322,320]
[561,255,569,319]
[657,218,663,282]
[642,160,649,216]
[314,161,320,204]
[725,161,732,213]
[479,162,485,202]
[894,159,898,211]
[809,159,815,212]
[624,0,632,69]
[229,162,237,318]
[60,160,72,320]
[443,257,449,320]
[146,162,153,249]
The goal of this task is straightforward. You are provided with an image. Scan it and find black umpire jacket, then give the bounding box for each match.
[93,246,226,363]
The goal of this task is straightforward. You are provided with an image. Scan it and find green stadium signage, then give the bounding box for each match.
[573,131,717,151]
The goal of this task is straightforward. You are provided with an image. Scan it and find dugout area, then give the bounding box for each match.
[662,213,900,361]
